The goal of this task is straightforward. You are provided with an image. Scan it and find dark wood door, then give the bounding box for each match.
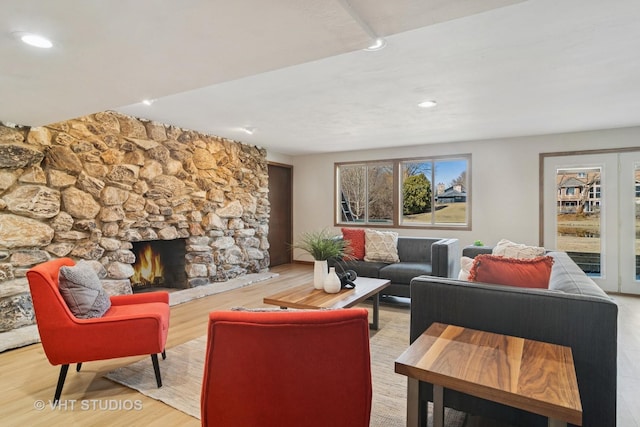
[267,163,293,266]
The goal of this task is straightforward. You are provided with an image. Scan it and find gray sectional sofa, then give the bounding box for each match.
[409,246,618,427]
[329,236,460,298]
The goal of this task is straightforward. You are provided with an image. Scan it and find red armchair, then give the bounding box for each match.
[201,308,372,427]
[26,257,170,402]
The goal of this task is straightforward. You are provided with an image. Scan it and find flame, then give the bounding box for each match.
[132,244,164,286]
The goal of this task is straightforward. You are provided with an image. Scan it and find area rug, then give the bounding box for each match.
[106,304,467,426]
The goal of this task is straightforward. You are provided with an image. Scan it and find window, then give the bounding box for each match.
[336,155,470,229]
[337,162,393,224]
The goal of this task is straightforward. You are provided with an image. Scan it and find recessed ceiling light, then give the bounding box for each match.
[241,127,255,135]
[20,33,53,48]
[418,100,438,109]
[141,99,154,106]
[364,38,386,52]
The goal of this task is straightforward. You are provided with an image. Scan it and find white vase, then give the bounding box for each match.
[323,267,342,294]
[313,260,328,290]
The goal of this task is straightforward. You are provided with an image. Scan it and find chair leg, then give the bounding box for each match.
[151,354,162,388]
[76,363,82,372]
[54,364,70,403]
[161,349,166,360]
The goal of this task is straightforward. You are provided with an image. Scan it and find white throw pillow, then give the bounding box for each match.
[364,229,400,263]
[492,239,545,259]
[458,256,474,280]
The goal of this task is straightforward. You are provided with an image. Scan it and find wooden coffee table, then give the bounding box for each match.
[395,323,582,427]
[263,277,391,330]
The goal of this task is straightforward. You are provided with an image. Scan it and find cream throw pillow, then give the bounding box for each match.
[492,239,545,259]
[364,229,400,263]
[458,256,474,280]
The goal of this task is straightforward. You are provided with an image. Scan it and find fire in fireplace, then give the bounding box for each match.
[131,239,187,292]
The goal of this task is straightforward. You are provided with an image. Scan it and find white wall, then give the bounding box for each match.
[266,150,294,165]
[291,126,640,260]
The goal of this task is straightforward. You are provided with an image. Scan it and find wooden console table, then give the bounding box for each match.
[395,323,582,427]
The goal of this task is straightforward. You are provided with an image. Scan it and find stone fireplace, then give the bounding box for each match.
[0,111,270,343]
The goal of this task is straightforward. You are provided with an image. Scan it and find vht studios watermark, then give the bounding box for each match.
[33,399,143,411]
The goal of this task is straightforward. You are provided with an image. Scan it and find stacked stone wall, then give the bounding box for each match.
[0,111,270,333]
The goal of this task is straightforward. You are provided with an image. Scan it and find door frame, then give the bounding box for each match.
[618,151,640,293]
[540,147,640,294]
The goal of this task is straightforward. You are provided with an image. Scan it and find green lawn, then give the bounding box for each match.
[402,203,467,224]
[556,213,640,253]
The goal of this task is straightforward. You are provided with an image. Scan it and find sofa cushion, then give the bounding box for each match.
[379,262,432,285]
[492,239,545,259]
[336,259,389,279]
[58,260,112,318]
[364,229,400,263]
[469,254,554,289]
[547,252,611,299]
[341,228,365,260]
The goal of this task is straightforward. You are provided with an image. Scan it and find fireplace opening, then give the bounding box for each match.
[131,239,187,293]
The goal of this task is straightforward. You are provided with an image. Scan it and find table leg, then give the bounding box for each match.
[370,292,380,330]
[406,378,419,427]
[548,419,566,427]
[433,384,444,427]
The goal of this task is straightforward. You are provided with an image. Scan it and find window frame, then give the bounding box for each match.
[335,154,472,230]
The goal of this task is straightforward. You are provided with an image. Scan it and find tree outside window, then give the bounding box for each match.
[338,162,393,223]
[367,164,393,223]
[339,165,366,221]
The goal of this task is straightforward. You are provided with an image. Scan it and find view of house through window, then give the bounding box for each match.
[555,167,602,276]
[337,156,470,228]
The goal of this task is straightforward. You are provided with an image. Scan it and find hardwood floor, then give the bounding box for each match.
[1,264,639,426]
[615,293,640,427]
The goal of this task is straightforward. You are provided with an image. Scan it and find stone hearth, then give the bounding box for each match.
[0,111,270,344]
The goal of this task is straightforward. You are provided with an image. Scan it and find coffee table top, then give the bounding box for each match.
[263,277,390,310]
[395,322,582,426]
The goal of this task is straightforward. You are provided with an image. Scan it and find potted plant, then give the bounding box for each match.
[292,229,350,289]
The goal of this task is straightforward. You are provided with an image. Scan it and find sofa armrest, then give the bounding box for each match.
[409,276,617,427]
[461,245,493,258]
[111,292,169,306]
[430,238,460,278]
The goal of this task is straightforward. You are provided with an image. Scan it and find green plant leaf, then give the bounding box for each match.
[291,229,350,260]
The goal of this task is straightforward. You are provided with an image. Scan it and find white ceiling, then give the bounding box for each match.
[2,0,640,156]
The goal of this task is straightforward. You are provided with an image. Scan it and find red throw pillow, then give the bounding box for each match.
[468,254,554,289]
[341,228,365,260]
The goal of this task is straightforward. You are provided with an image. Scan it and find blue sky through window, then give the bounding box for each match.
[435,159,467,187]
